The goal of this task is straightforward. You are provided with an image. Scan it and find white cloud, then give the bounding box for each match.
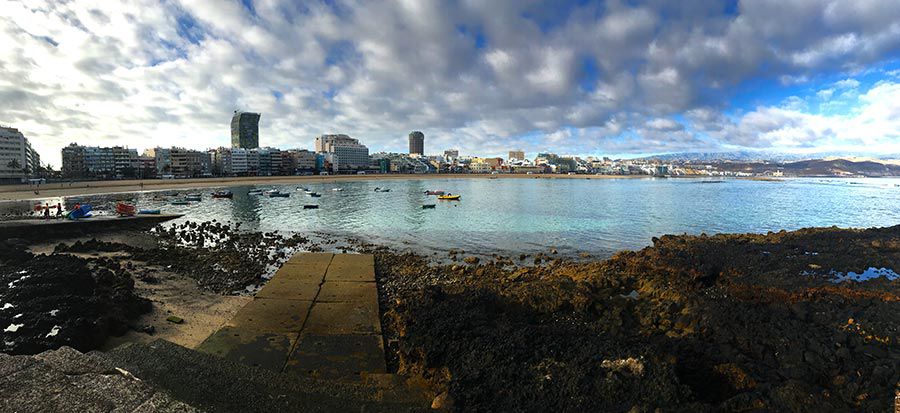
[1,0,900,167]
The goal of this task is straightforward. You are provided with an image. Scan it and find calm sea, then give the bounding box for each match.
[6,177,900,256]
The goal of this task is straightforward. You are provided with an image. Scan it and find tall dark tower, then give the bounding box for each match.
[231,111,261,149]
[408,131,424,156]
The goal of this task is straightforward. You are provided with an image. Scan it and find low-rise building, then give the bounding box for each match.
[63,143,137,179]
[169,147,211,178]
[281,149,317,175]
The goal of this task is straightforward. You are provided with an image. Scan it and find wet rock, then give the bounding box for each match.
[463,256,479,265]
[0,253,150,355]
[431,391,454,409]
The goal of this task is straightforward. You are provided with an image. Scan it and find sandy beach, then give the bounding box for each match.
[0,173,646,201]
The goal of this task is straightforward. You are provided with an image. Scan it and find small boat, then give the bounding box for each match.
[138,209,161,215]
[438,194,461,200]
[309,193,321,198]
[248,190,263,195]
[425,190,445,196]
[170,200,190,205]
[374,187,391,192]
[422,204,436,209]
[269,191,290,198]
[67,204,93,220]
[332,188,343,192]
[185,194,202,202]
[212,190,233,199]
[115,202,136,216]
[303,205,319,209]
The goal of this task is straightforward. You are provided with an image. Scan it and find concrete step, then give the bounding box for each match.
[197,253,388,381]
[105,339,433,412]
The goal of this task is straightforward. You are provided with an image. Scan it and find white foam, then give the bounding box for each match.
[4,323,24,333]
[45,326,61,337]
[49,309,59,316]
[1,303,13,310]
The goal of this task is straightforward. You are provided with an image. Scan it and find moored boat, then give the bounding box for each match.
[268,191,290,198]
[138,209,161,215]
[422,204,436,209]
[425,190,445,195]
[438,194,461,200]
[115,202,136,216]
[303,205,319,209]
[212,190,233,199]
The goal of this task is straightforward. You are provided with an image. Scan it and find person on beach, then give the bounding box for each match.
[56,203,62,217]
[43,204,50,219]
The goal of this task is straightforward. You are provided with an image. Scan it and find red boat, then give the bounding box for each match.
[115,202,136,216]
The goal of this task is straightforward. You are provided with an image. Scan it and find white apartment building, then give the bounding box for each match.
[0,126,40,182]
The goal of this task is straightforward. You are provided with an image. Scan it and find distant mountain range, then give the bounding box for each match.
[715,159,900,177]
[637,151,900,163]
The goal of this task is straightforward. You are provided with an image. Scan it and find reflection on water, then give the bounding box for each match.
[3,177,899,256]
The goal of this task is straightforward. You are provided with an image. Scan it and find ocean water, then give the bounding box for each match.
[7,177,900,256]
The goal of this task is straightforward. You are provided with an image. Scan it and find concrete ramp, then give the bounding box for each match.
[197,252,386,381]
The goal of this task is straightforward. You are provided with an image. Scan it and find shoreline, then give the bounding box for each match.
[7,173,893,202]
[1,173,725,202]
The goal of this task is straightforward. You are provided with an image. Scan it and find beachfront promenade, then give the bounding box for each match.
[197,253,386,380]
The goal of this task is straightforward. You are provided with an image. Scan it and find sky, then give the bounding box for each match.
[2,0,900,168]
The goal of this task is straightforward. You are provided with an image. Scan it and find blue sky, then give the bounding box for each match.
[2,0,900,167]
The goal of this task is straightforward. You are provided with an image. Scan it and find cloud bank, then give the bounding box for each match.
[2,0,900,166]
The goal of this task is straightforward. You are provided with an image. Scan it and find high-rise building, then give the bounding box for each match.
[508,150,525,162]
[0,127,40,182]
[315,134,358,152]
[231,111,261,149]
[315,134,370,171]
[408,131,424,156]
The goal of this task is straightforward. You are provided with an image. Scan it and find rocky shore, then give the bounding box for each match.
[369,226,900,411]
[2,222,898,411]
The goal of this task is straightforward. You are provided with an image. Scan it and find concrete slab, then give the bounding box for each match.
[195,327,296,372]
[274,264,329,283]
[285,334,386,381]
[285,252,334,267]
[255,278,321,301]
[226,299,312,333]
[325,254,375,282]
[304,301,381,335]
[317,281,378,304]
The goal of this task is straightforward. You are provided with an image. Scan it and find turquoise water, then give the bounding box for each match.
[8,177,900,256]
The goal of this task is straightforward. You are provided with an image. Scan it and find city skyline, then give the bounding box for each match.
[2,1,900,168]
